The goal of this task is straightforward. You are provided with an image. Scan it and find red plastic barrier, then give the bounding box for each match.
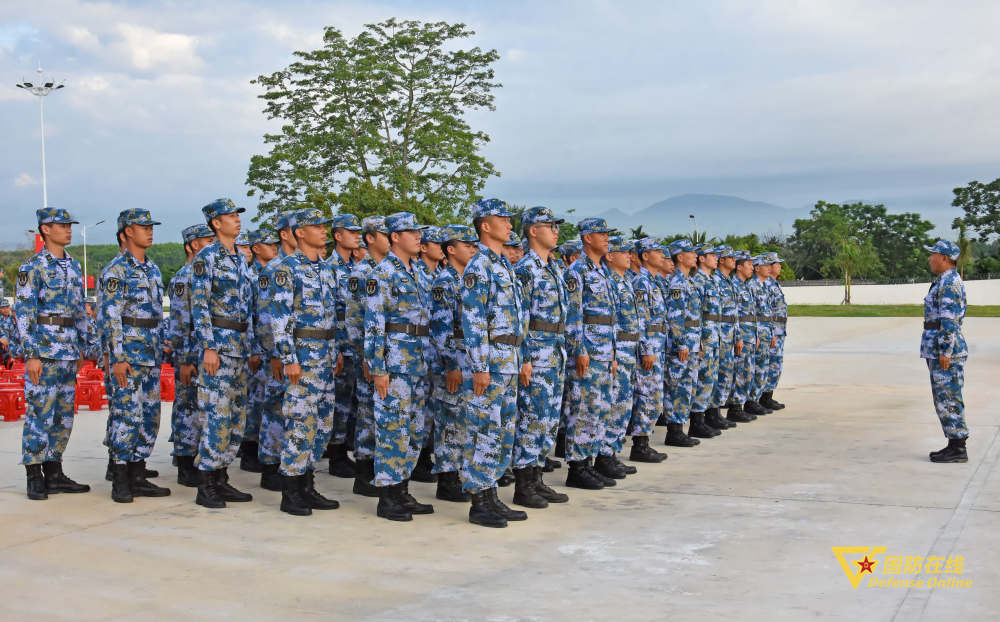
[0,387,25,421]
[160,364,175,402]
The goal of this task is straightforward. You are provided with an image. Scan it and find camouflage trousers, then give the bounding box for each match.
[354,358,376,460]
[423,374,437,450]
[461,372,517,493]
[605,345,637,455]
[257,370,285,465]
[732,339,756,404]
[666,352,696,424]
[170,365,200,456]
[21,358,76,465]
[108,363,162,463]
[373,373,429,487]
[927,357,968,440]
[565,359,613,462]
[712,335,738,408]
[245,363,269,442]
[765,333,786,392]
[196,354,248,471]
[430,374,468,474]
[513,364,564,469]
[750,329,772,400]
[331,355,356,447]
[280,364,335,476]
[629,350,664,438]
[693,337,720,412]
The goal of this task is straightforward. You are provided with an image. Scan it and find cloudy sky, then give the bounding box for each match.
[3,0,999,247]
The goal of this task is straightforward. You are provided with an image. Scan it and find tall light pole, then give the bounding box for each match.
[16,66,65,209]
[82,220,105,297]
[689,213,697,240]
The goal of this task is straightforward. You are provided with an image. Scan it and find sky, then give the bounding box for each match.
[3,0,999,248]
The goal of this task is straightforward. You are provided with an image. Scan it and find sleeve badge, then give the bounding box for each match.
[464,274,478,289]
[274,271,290,288]
[432,286,445,302]
[258,275,269,290]
[348,277,359,293]
[564,276,578,292]
[366,279,378,295]
[105,278,121,294]
[193,260,206,277]
[174,283,186,297]
[17,271,28,287]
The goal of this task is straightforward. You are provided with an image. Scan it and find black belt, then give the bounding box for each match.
[646,323,667,333]
[924,320,940,330]
[583,314,613,326]
[491,334,524,347]
[616,331,640,342]
[122,316,162,328]
[704,313,723,322]
[738,315,756,322]
[212,317,249,331]
[37,315,75,327]
[529,319,565,333]
[721,315,737,323]
[336,310,346,321]
[684,320,700,328]
[773,317,787,324]
[386,322,429,337]
[451,322,464,339]
[293,327,335,340]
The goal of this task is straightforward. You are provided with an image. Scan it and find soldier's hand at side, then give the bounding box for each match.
[939,354,951,371]
[179,363,196,386]
[334,353,344,376]
[519,363,533,387]
[249,355,261,373]
[362,361,372,383]
[269,357,283,382]
[446,369,462,393]
[735,340,744,356]
[575,354,590,377]
[770,336,777,348]
[0,337,8,348]
[112,362,132,388]
[374,374,389,399]
[284,362,302,385]
[612,359,618,376]
[473,371,490,396]
[641,355,655,371]
[203,349,220,376]
[26,358,42,384]
[678,348,689,363]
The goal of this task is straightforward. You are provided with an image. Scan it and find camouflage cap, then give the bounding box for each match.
[293,208,334,230]
[361,215,389,235]
[386,212,428,233]
[634,237,664,255]
[440,224,478,243]
[472,198,514,220]
[521,206,564,226]
[577,218,615,236]
[667,238,695,256]
[714,244,734,258]
[924,239,960,260]
[0,297,11,308]
[504,231,523,247]
[181,224,214,243]
[332,213,362,231]
[275,210,301,231]
[695,243,718,256]
[248,229,279,246]
[84,296,97,305]
[235,233,250,246]
[421,225,443,244]
[202,198,245,222]
[560,240,583,255]
[117,208,161,231]
[607,235,631,253]
[766,251,784,263]
[36,207,79,226]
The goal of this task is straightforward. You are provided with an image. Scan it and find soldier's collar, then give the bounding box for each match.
[387,250,415,273]
[477,242,502,263]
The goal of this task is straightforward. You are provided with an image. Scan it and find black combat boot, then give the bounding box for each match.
[280,474,312,516]
[544,457,562,472]
[655,412,668,426]
[497,468,514,487]
[352,458,380,497]
[744,399,768,416]
[109,455,158,480]
[435,471,468,502]
[328,443,356,479]
[195,470,226,508]
[217,468,253,502]
[727,402,755,423]
[665,422,700,447]
[238,440,263,473]
[594,454,627,479]
[688,412,718,439]
[469,489,507,528]
[612,454,637,474]
[630,436,667,463]
[565,459,604,489]
[129,461,171,497]
[512,467,548,508]
[176,455,200,487]
[534,466,569,503]
[110,462,132,504]
[42,461,90,494]
[487,486,527,521]
[930,438,968,463]
[554,428,567,458]
[586,458,617,487]
[711,407,736,429]
[376,483,412,522]
[260,463,282,491]
[105,456,113,482]
[25,464,47,500]
[301,469,339,510]
[410,446,437,483]
[760,391,785,410]
[400,479,434,514]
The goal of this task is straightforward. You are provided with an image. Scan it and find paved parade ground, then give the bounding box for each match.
[0,317,997,621]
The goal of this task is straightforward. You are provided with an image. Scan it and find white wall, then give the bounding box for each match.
[783,279,1000,305]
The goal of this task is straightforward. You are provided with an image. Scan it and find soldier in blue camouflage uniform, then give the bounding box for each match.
[511,206,571,509]
[345,216,389,498]
[599,235,642,479]
[922,240,970,463]
[429,225,479,504]
[502,231,525,264]
[664,239,704,447]
[745,255,776,416]
[689,244,725,437]
[413,225,446,483]
[710,246,746,425]
[364,212,437,521]
[760,252,788,411]
[654,248,676,428]
[268,208,342,515]
[727,251,758,423]
[100,208,172,502]
[0,297,19,363]
[15,208,90,500]
[627,238,669,462]
[563,218,621,490]
[190,198,256,508]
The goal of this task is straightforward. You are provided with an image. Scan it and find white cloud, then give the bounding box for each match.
[506,48,526,62]
[62,25,100,52]
[110,23,204,72]
[14,173,39,187]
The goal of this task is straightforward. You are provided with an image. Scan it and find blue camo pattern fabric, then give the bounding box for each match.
[732,271,758,405]
[922,267,968,440]
[15,247,88,361]
[327,250,356,446]
[691,268,720,412]
[712,270,739,408]
[347,253,379,460]
[629,265,667,437]
[765,275,787,391]
[605,266,641,454]
[430,263,471,474]
[255,247,291,465]
[665,268,700,424]
[747,275,773,401]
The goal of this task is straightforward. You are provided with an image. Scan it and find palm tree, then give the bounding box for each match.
[630,225,648,240]
[957,223,972,279]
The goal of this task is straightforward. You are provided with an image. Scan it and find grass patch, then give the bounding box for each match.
[788,305,1000,317]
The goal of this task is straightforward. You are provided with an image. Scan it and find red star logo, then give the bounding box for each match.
[856,556,876,574]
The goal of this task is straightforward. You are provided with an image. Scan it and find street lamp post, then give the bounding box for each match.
[82,220,105,298]
[689,213,697,240]
[16,65,65,210]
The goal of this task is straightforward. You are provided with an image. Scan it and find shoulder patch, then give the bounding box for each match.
[174,282,186,297]
[105,277,121,294]
[193,260,206,277]
[366,279,378,295]
[348,277,359,293]
[464,274,478,289]
[518,271,531,287]
[671,289,682,300]
[258,275,269,290]
[432,286,445,302]
[636,289,646,302]
[274,271,290,288]
[564,276,578,292]
[17,271,28,287]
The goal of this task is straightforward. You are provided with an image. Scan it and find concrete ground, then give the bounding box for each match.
[0,317,996,621]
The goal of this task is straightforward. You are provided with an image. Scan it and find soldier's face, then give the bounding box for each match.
[253,243,278,263]
[643,249,664,271]
[482,216,512,245]
[928,253,951,275]
[335,228,361,251]
[529,223,559,250]
[677,250,696,270]
[352,247,367,261]
[393,229,423,256]
[213,213,241,238]
[662,258,674,275]
[367,232,390,256]
[583,232,609,255]
[42,222,72,246]
[0,307,10,317]
[606,251,630,271]
[297,224,328,250]
[449,240,479,266]
[126,224,154,249]
[566,253,580,265]
[421,242,445,262]
[191,236,214,254]
[770,263,781,277]
[502,246,523,263]
[699,253,718,270]
[737,261,753,279]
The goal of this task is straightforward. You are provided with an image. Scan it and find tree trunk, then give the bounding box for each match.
[842,270,852,305]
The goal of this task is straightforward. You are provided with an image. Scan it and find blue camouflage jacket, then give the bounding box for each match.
[346,255,379,360]
[607,266,641,364]
[431,265,470,372]
[99,251,164,368]
[715,271,739,344]
[733,275,757,346]
[190,242,256,358]
[461,244,526,375]
[633,267,668,357]
[692,269,721,351]
[514,249,568,370]
[364,251,435,377]
[921,269,967,360]
[667,270,701,354]
[566,254,618,362]
[327,252,353,360]
[269,249,339,367]
[15,248,88,361]
[767,277,788,337]
[167,263,197,366]
[748,277,774,345]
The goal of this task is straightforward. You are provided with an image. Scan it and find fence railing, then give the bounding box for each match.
[779,275,998,286]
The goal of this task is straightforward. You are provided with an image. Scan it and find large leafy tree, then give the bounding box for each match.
[247,19,501,224]
[952,178,1000,241]
[786,201,884,282]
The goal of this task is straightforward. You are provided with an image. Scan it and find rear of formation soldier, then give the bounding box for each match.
[502,231,525,264]
[0,297,20,364]
[326,214,361,479]
[745,255,776,417]
[345,216,389,498]
[459,199,529,527]
[16,208,90,500]
[268,209,341,516]
[414,225,446,483]
[511,207,570,511]
[364,212,437,521]
[728,251,758,423]
[922,240,969,463]
[711,246,747,424]
[564,218,620,490]
[761,253,787,411]
[664,239,703,447]
[654,252,675,427]
[691,244,729,437]
[627,238,669,463]
[552,238,583,467]
[100,209,172,502]
[190,198,256,508]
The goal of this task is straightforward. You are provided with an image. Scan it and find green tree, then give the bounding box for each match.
[956,223,972,279]
[825,236,881,304]
[952,178,1000,241]
[630,225,648,239]
[247,19,501,224]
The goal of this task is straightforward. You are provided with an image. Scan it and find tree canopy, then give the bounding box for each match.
[951,178,1000,241]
